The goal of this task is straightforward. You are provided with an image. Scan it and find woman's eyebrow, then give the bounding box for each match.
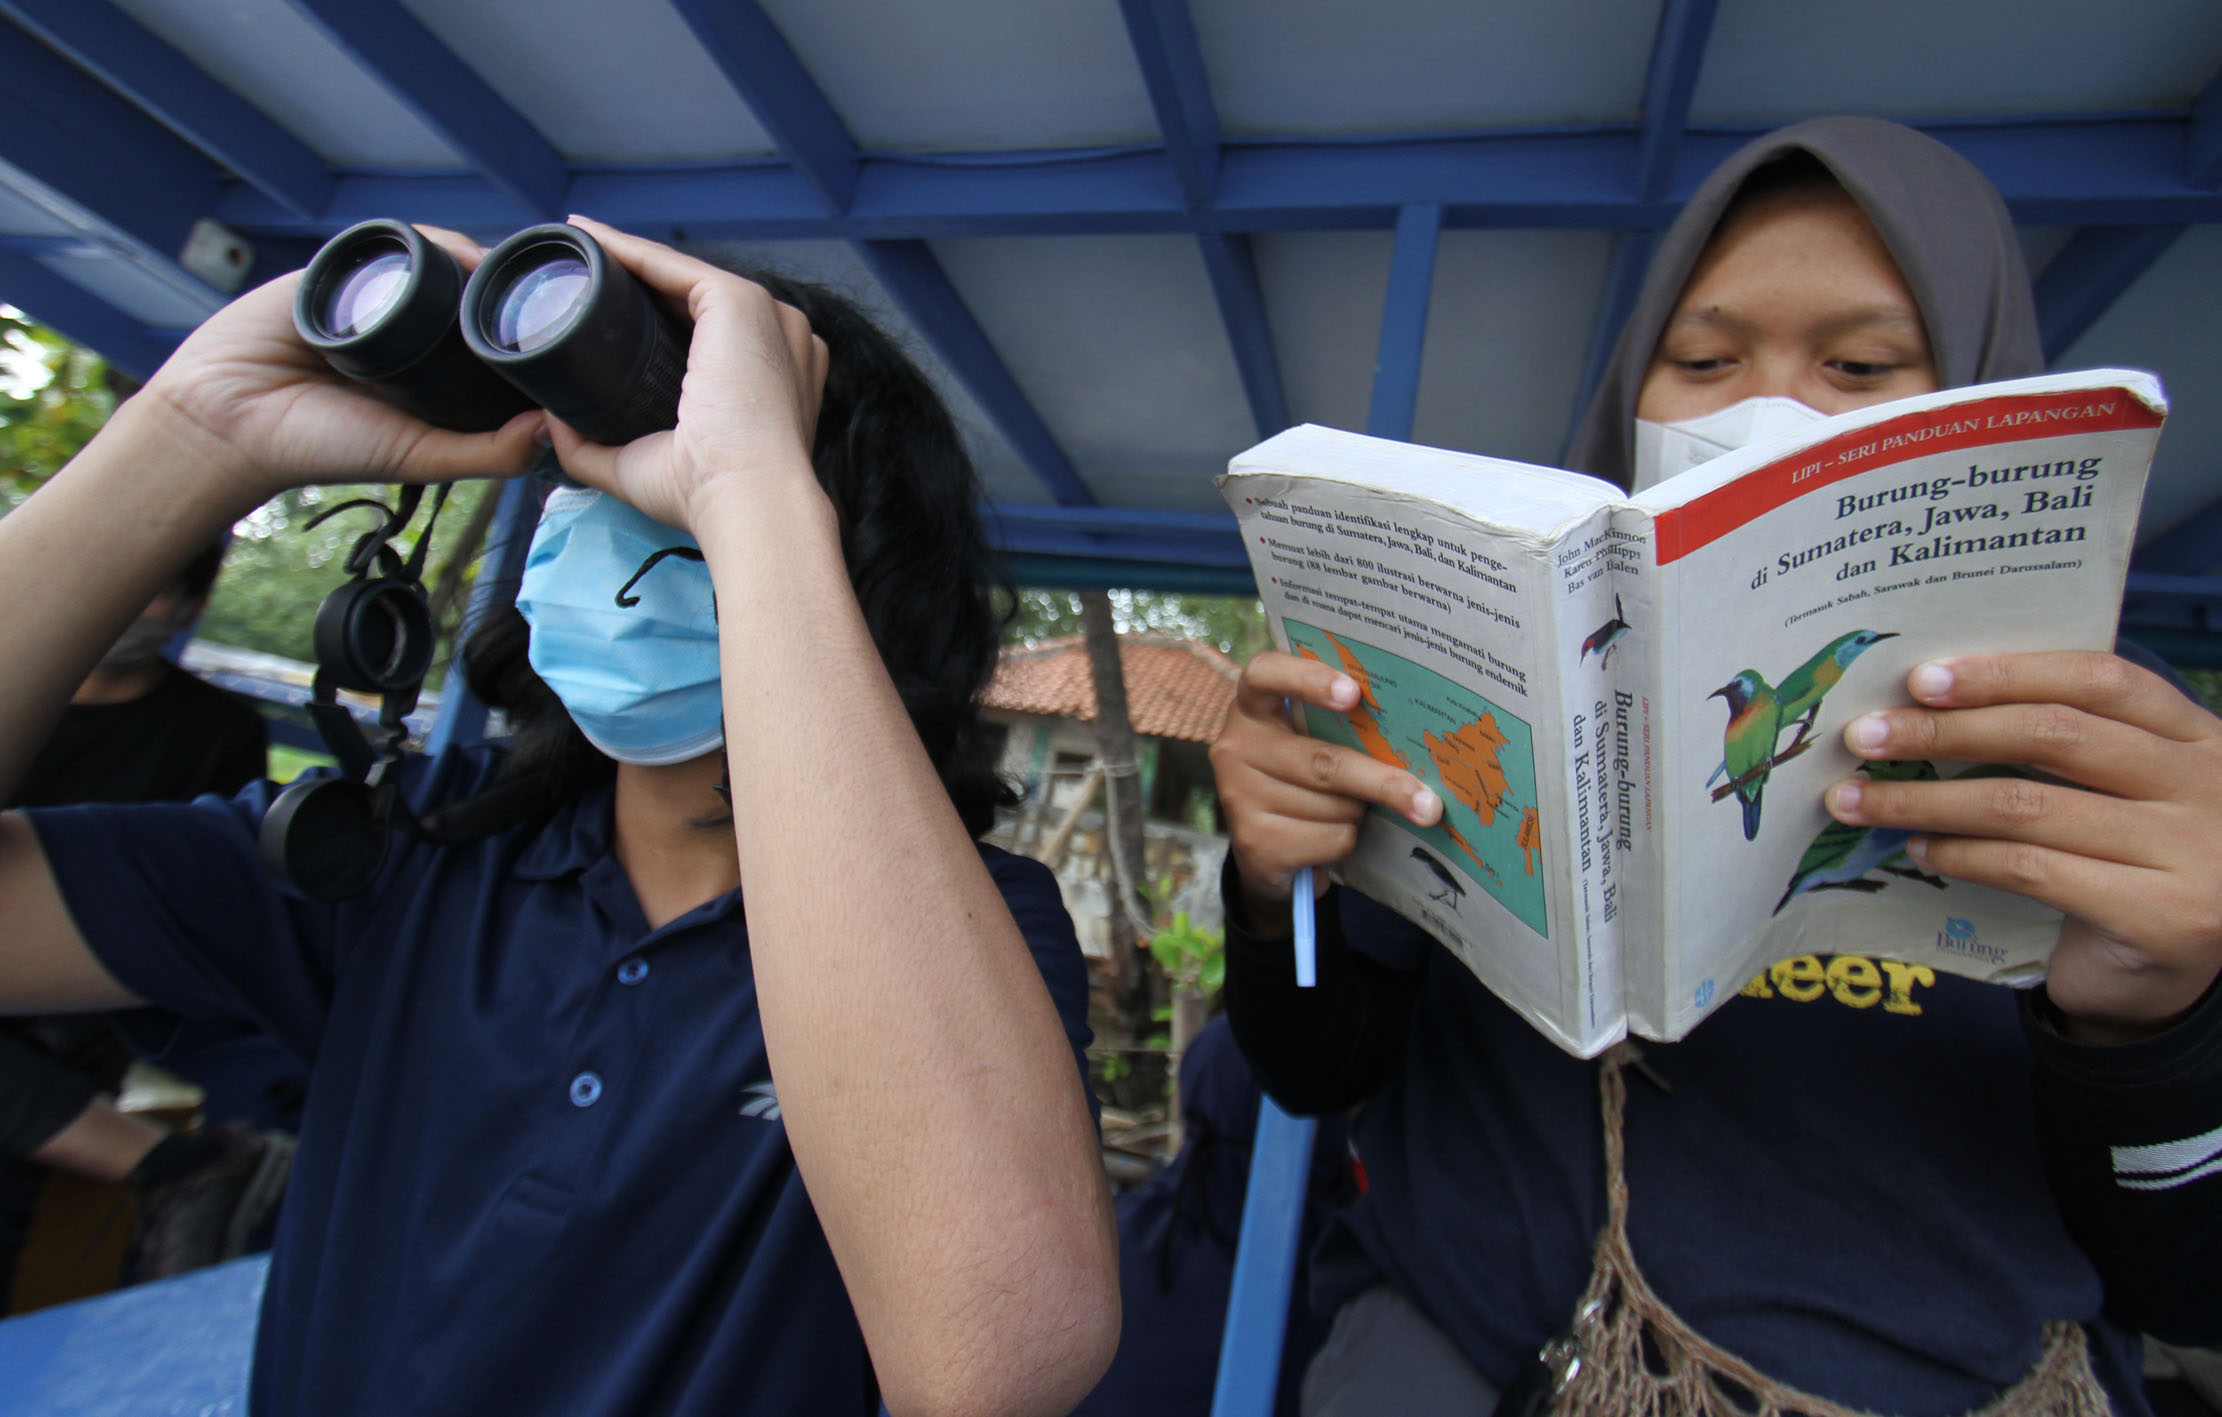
[1660,306,1759,338]
[1808,306,1927,341]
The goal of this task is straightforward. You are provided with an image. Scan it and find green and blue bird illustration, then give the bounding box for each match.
[1772,760,2035,911]
[1774,758,1941,912]
[1710,669,1780,841]
[1774,629,1898,749]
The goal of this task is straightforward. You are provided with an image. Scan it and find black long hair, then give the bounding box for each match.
[454,263,1016,838]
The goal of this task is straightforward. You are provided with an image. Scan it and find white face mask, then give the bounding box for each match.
[1631,395,1828,491]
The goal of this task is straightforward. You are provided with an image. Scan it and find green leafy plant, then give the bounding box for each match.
[1148,909,1225,1000]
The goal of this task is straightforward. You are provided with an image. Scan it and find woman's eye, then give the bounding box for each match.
[1673,357,1731,374]
[1830,360,1896,380]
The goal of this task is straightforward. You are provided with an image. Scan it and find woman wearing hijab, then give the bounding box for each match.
[1211,118,2222,1415]
[0,222,1118,1416]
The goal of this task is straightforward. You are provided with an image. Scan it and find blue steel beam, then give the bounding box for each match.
[1633,0,1719,202]
[0,21,229,319]
[2133,495,2222,575]
[1560,0,1715,455]
[218,117,2222,241]
[1367,204,1440,442]
[1562,228,1657,462]
[986,503,1245,566]
[2188,62,2222,189]
[855,239,1094,507]
[0,250,176,378]
[2034,225,2184,363]
[668,6,1084,508]
[1197,232,1288,438]
[283,0,565,219]
[1117,0,1221,210]
[1117,0,1286,437]
[0,0,331,219]
[668,0,858,213]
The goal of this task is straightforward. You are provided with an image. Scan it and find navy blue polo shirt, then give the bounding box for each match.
[26,747,1095,1417]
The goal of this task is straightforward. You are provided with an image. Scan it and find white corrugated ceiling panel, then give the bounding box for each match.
[1696,0,2222,122]
[1195,0,1661,136]
[2056,224,2222,545]
[680,238,1041,507]
[758,0,1160,152]
[931,234,1260,511]
[395,0,776,163]
[107,0,464,168]
[1412,230,1617,468]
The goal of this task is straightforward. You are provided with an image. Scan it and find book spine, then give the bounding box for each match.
[1607,508,1669,1037]
[1550,508,1629,1051]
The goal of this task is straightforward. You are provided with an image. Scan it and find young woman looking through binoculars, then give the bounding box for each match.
[0,219,1119,1417]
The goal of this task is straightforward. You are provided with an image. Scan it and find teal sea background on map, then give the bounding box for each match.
[1284,618,1548,937]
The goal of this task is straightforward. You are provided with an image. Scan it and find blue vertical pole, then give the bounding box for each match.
[424,477,544,755]
[1210,1097,1318,1417]
[1213,200,1444,1417]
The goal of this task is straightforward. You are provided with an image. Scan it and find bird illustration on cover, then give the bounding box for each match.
[1774,758,1942,911]
[1773,630,1898,750]
[1773,760,2030,911]
[1704,628,1898,840]
[1709,670,1780,841]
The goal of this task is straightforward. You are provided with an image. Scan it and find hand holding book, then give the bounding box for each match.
[1213,650,1442,940]
[1827,650,2222,1043]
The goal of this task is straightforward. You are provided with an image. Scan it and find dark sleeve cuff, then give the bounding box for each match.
[1219,853,1423,1114]
[2021,971,2222,1093]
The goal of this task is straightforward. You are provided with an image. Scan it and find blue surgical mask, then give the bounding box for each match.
[515,487,724,766]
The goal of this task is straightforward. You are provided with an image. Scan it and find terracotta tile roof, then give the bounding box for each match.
[985,635,1241,744]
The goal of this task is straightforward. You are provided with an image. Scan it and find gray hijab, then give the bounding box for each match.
[1568,116,2043,492]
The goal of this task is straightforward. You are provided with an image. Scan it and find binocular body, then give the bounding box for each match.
[295,220,688,446]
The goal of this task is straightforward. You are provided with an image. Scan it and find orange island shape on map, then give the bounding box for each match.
[1300,632,1530,885]
[1298,633,1409,770]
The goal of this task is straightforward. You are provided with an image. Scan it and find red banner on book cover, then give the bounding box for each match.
[1651,388,2165,565]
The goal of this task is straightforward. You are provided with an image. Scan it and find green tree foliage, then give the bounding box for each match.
[199,480,498,679]
[0,309,118,509]
[1002,586,1269,661]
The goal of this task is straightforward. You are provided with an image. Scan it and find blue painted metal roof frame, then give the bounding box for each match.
[0,5,2215,607]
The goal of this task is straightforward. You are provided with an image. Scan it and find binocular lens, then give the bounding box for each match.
[491,256,592,354]
[321,245,412,339]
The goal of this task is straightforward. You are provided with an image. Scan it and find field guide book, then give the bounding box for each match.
[1219,369,2167,1057]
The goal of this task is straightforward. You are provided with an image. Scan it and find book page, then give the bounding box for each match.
[1633,371,2166,1039]
[1220,426,1621,1054]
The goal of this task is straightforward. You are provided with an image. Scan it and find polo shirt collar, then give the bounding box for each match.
[510,777,751,945]
[513,779,618,881]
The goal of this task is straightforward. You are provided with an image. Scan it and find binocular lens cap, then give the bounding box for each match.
[322,245,413,339]
[493,256,592,354]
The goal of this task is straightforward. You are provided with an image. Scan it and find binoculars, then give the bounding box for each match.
[294,219,686,446]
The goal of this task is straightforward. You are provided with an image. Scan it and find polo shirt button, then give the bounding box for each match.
[617,958,649,986]
[569,1072,603,1108]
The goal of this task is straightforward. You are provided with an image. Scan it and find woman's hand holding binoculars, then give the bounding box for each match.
[541,216,828,543]
[117,214,829,538]
[135,227,543,512]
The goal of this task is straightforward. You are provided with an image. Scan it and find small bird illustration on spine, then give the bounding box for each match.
[1579,594,1631,669]
[1711,670,1780,841]
[1773,630,1898,750]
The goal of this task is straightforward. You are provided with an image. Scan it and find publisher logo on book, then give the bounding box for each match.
[1935,916,2004,966]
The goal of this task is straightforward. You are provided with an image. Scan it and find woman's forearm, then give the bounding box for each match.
[695,474,1118,1416]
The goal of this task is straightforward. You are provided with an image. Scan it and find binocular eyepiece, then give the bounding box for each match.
[295,219,688,446]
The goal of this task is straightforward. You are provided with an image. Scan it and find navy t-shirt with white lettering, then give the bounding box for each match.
[26,747,1095,1417]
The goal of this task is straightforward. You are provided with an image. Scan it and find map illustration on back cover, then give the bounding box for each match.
[1284,619,1547,937]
